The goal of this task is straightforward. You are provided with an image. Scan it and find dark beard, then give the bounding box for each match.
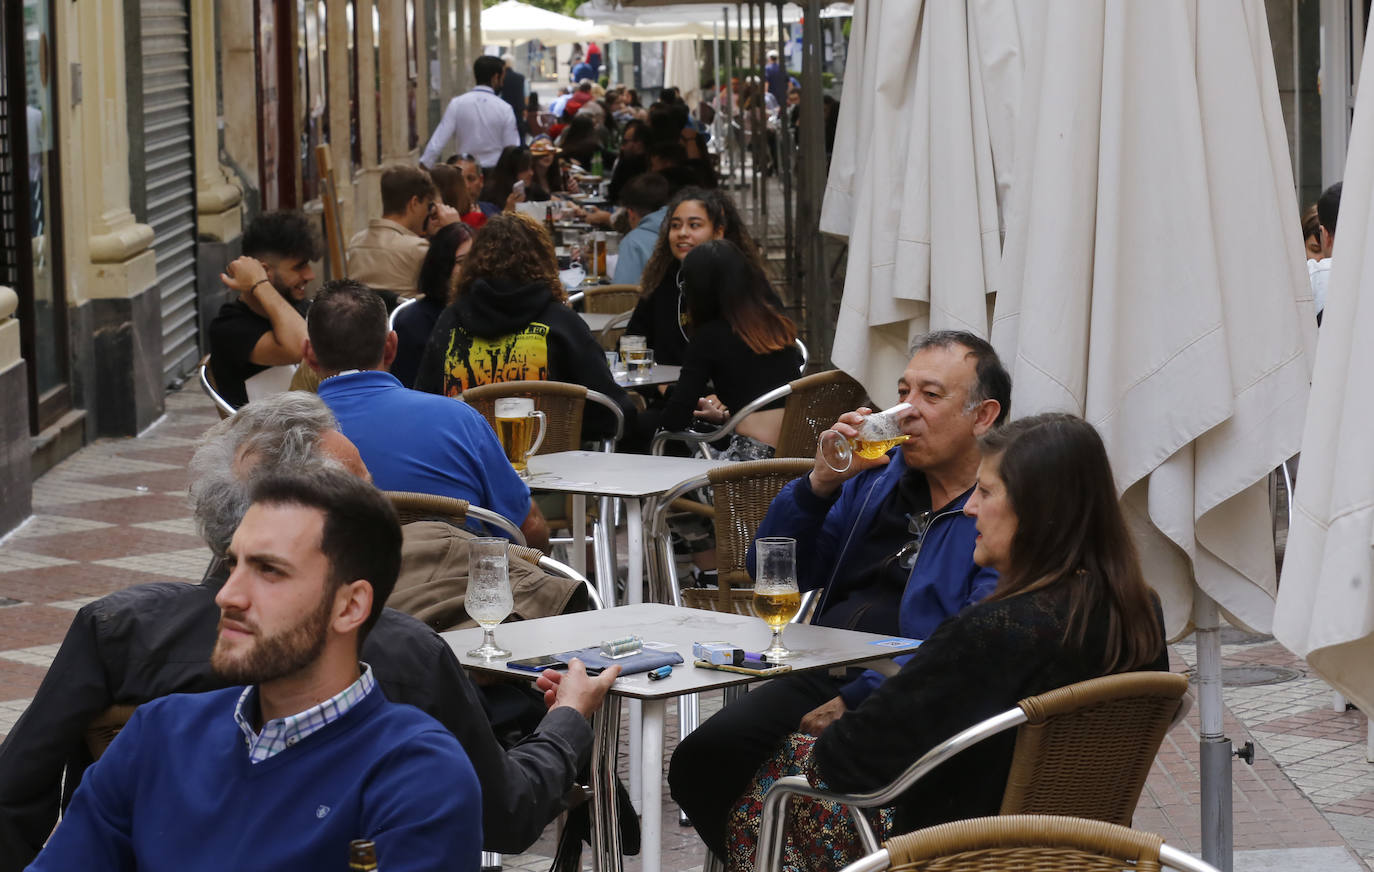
[210,588,334,685]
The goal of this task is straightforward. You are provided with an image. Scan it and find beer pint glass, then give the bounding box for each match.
[494,398,547,476]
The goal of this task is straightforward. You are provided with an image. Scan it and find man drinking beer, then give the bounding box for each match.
[668,330,1012,859]
[304,280,549,550]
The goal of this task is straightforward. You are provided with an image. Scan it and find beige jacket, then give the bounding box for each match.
[346,218,428,296]
[390,521,585,631]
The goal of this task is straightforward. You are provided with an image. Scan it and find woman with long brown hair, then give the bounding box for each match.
[641,239,800,457]
[627,187,771,366]
[413,213,633,440]
[719,413,1168,872]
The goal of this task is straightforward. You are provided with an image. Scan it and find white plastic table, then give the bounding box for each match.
[525,451,727,608]
[615,364,681,388]
[443,604,921,872]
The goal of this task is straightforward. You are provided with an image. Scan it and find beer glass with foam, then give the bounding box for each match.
[753,537,800,661]
[820,402,912,474]
[464,538,514,660]
[494,398,547,477]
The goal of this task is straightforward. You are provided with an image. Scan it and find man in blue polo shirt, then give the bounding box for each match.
[28,469,483,871]
[305,279,549,551]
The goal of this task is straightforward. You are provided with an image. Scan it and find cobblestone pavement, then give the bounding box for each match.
[0,383,1369,870]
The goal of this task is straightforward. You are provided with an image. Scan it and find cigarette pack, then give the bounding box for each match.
[692,641,743,666]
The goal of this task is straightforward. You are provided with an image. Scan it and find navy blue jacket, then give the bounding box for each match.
[749,449,998,707]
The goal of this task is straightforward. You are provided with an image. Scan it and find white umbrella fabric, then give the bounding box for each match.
[1275,26,1374,714]
[991,0,1314,638]
[988,4,1314,865]
[819,0,1029,405]
[663,39,701,106]
[481,0,601,46]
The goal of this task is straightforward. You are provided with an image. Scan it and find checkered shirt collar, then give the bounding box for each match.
[233,663,377,764]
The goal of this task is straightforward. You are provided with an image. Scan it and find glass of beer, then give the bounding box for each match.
[494,398,547,477]
[820,403,912,474]
[464,538,514,660]
[753,537,801,661]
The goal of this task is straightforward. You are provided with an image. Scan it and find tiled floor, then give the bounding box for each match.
[1,382,1371,870]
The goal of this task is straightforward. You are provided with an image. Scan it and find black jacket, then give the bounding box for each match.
[414,277,635,441]
[0,564,592,869]
[814,587,1170,835]
[626,270,690,366]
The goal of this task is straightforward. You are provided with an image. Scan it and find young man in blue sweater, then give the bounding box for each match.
[28,470,483,872]
[669,331,1012,858]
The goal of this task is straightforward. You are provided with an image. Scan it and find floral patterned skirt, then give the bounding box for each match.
[724,732,895,872]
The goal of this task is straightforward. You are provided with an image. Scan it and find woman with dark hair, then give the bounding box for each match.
[627,187,771,365]
[480,146,533,213]
[388,222,474,389]
[528,136,575,200]
[413,213,634,440]
[719,413,1169,872]
[643,240,800,457]
[557,115,603,171]
[429,163,485,229]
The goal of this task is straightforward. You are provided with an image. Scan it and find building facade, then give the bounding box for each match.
[0,0,483,535]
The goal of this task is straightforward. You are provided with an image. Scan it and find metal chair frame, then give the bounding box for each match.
[388,296,417,330]
[198,356,237,419]
[756,672,1193,872]
[384,490,528,547]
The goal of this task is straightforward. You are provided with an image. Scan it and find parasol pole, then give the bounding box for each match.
[1195,593,1233,872]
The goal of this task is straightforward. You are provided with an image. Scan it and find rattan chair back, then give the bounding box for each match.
[1000,671,1190,825]
[86,704,139,761]
[460,380,588,455]
[582,284,642,314]
[775,370,870,458]
[879,815,1175,872]
[681,459,813,614]
[387,490,473,527]
[198,355,236,419]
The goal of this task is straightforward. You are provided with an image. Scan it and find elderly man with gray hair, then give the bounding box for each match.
[0,392,612,871]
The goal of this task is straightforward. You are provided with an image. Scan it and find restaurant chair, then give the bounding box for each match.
[755,671,1192,872]
[599,309,634,352]
[836,815,1219,872]
[460,381,624,586]
[388,297,417,330]
[198,355,237,419]
[384,490,528,547]
[650,369,869,459]
[579,284,641,315]
[648,459,818,785]
[794,338,809,374]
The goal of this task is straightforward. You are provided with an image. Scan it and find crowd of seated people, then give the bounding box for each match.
[12,51,1190,872]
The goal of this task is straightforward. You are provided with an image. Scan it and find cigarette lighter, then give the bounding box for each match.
[647,665,673,681]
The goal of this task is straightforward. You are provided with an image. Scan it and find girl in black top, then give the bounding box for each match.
[390,222,474,389]
[480,146,533,212]
[626,187,770,366]
[648,240,800,456]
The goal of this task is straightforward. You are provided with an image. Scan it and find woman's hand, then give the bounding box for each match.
[504,188,526,213]
[798,696,847,735]
[695,395,730,424]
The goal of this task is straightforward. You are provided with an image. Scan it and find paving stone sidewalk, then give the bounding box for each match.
[0,382,1369,871]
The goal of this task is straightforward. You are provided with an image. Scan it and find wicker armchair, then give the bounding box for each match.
[756,671,1193,872]
[838,815,1219,872]
[651,370,869,459]
[460,380,625,452]
[580,284,642,314]
[599,309,634,352]
[384,490,527,546]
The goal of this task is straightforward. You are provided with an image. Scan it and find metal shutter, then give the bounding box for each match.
[140,0,199,385]
[0,18,15,291]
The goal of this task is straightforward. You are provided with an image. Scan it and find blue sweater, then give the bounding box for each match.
[29,686,482,872]
[750,450,998,707]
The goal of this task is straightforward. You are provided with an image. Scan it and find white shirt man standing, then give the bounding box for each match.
[421,56,519,170]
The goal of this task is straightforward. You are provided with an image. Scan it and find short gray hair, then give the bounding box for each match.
[909,330,1012,426]
[188,392,339,555]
